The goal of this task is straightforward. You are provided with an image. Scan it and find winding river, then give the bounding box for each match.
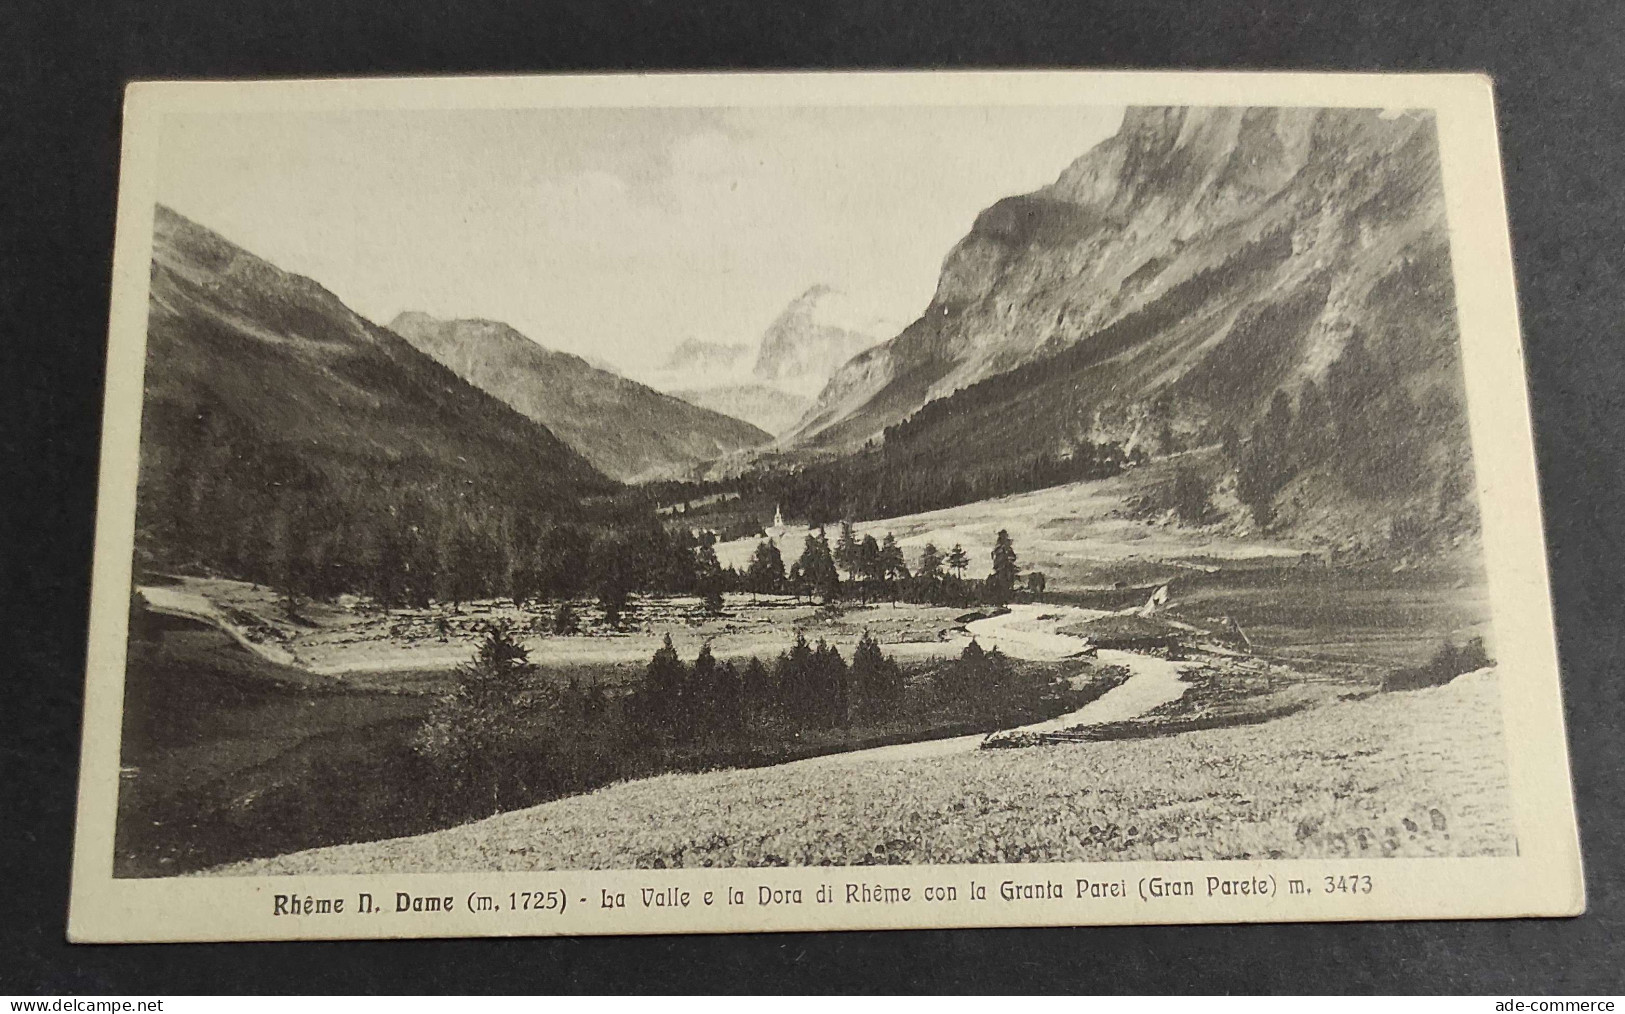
[786,604,1195,770]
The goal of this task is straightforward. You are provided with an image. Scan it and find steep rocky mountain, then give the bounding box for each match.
[785,108,1458,450]
[634,286,889,437]
[779,107,1476,552]
[137,205,612,585]
[751,284,891,396]
[389,313,771,483]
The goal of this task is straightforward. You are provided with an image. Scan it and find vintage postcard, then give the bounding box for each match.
[69,70,1583,942]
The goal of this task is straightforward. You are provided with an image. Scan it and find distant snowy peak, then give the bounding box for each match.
[632,285,896,438]
[751,284,893,394]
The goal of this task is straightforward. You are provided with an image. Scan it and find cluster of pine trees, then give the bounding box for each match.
[415,623,1056,820]
[506,518,733,624]
[741,524,1026,607]
[138,400,749,620]
[132,395,625,607]
[139,396,1038,620]
[935,639,1026,721]
[334,513,735,623]
[625,631,907,744]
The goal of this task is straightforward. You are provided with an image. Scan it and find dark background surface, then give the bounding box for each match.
[3,0,1622,994]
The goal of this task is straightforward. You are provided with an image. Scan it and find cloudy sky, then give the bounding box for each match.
[156,104,1124,372]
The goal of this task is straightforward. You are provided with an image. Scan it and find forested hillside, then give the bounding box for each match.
[135,206,615,601]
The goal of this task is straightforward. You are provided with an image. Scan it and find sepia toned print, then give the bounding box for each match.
[70,72,1582,941]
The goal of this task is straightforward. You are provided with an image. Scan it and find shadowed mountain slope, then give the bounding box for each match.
[785,108,1463,455]
[776,107,1476,552]
[389,313,771,483]
[136,206,613,586]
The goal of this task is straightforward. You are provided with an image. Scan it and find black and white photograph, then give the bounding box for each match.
[65,71,1582,941]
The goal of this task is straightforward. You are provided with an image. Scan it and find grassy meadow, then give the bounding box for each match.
[219,669,1514,874]
[115,615,1109,876]
[120,470,1504,876]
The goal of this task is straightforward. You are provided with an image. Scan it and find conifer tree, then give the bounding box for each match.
[794,529,841,603]
[538,524,591,601]
[1236,391,1296,528]
[714,658,744,740]
[791,533,818,601]
[1171,466,1213,525]
[373,525,411,608]
[946,543,970,580]
[857,534,882,581]
[637,633,687,741]
[506,515,543,606]
[591,531,637,627]
[850,630,903,719]
[990,529,1019,601]
[438,523,495,608]
[741,655,773,723]
[694,541,725,613]
[687,642,719,741]
[815,527,841,602]
[551,600,579,635]
[415,622,538,816]
[918,543,943,582]
[746,539,786,595]
[810,639,849,728]
[962,637,986,665]
[835,520,859,579]
[851,534,880,603]
[935,636,1016,717]
[777,633,815,723]
[655,525,700,594]
[936,637,985,706]
[879,533,908,602]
